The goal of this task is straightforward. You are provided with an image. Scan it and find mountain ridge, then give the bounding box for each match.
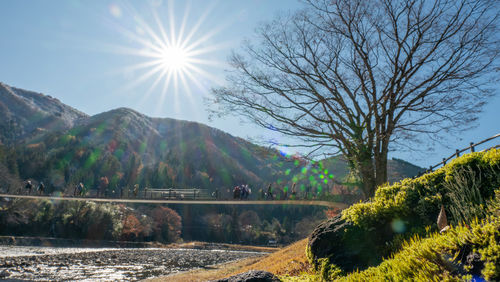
[0,82,87,143]
[0,82,424,197]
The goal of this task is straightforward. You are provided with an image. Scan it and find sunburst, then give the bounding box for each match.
[107,1,227,112]
[159,46,188,71]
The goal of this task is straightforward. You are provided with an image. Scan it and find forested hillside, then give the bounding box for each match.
[0,83,423,198]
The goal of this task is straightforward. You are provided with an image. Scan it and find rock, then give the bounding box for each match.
[466,252,484,276]
[0,270,10,278]
[214,270,280,282]
[307,214,384,272]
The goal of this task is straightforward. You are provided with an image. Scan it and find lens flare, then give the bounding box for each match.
[109,4,122,18]
[391,219,406,233]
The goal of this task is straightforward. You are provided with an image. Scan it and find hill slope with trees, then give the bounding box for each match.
[0,82,423,198]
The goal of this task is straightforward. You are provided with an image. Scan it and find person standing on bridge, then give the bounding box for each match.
[133,184,139,197]
[212,188,219,200]
[266,184,273,200]
[74,182,85,197]
[74,183,80,197]
[25,180,33,195]
[240,185,247,200]
[37,181,45,195]
[291,183,297,200]
[245,185,251,199]
[233,185,241,200]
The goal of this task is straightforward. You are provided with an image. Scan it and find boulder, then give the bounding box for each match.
[214,270,280,282]
[307,214,384,272]
[0,270,11,278]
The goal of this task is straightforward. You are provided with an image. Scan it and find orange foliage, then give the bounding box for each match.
[121,214,143,241]
[324,207,341,219]
[151,206,182,242]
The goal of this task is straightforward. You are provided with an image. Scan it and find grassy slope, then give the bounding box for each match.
[340,214,500,281]
[228,239,312,276]
[284,210,499,281]
[297,149,500,281]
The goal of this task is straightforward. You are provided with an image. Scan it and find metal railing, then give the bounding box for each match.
[424,133,500,173]
[142,188,210,200]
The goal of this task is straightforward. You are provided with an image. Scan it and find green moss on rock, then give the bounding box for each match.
[340,211,500,281]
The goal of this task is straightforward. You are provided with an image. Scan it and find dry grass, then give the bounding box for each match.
[165,241,278,253]
[227,239,311,276]
[148,239,312,282]
[147,256,263,282]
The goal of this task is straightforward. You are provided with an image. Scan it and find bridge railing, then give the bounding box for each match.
[423,133,500,174]
[142,188,211,200]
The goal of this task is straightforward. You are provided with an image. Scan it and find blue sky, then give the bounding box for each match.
[0,0,498,168]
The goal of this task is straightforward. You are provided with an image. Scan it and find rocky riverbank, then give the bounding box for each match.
[0,246,265,281]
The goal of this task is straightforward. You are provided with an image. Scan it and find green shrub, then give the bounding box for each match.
[339,200,500,281]
[340,149,500,256]
[55,201,123,240]
[297,191,499,281]
[306,149,500,279]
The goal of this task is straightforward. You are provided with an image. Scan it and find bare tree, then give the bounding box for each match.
[208,0,499,198]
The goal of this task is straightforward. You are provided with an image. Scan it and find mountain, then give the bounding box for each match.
[0,82,424,197]
[320,156,424,184]
[0,144,21,192]
[0,82,87,144]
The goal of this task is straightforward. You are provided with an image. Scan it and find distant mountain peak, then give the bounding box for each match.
[0,82,87,119]
[109,107,143,116]
[0,82,88,142]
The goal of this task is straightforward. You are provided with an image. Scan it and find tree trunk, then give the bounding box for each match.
[375,149,388,187]
[358,158,376,199]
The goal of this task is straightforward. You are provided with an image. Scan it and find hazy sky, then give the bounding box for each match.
[0,0,498,167]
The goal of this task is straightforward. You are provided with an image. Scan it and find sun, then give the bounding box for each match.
[160,46,189,71]
[108,1,226,109]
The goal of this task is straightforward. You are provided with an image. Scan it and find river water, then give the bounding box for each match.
[0,246,264,281]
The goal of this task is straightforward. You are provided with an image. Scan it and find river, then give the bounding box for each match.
[0,246,264,281]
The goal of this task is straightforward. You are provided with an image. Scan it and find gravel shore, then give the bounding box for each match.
[0,247,264,281]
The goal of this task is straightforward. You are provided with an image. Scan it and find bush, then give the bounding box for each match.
[342,149,500,251]
[340,204,500,281]
[297,189,500,281]
[150,206,182,243]
[55,201,123,240]
[307,149,500,275]
[0,199,124,240]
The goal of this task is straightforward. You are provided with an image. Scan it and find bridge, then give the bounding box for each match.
[0,194,348,209]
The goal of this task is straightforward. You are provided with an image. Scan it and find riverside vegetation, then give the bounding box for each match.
[274,149,500,281]
[0,198,328,246]
[0,200,182,243]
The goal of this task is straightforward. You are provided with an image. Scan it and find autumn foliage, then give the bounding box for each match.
[151,206,182,243]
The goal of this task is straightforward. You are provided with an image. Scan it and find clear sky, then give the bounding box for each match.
[0,0,498,168]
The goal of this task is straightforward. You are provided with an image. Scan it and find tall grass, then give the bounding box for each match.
[445,166,488,225]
